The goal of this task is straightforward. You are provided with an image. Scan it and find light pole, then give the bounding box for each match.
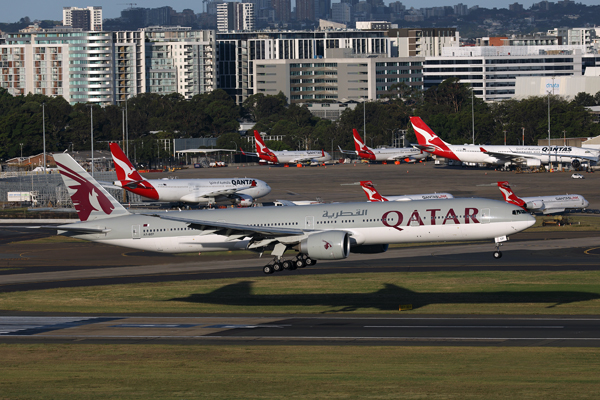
[125,95,129,158]
[88,104,94,177]
[230,141,238,164]
[548,76,555,147]
[471,88,475,145]
[19,143,23,159]
[503,130,506,146]
[522,127,525,146]
[42,102,46,173]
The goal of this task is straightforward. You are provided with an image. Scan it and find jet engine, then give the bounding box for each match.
[298,231,350,260]
[234,194,254,207]
[571,159,581,169]
[350,244,389,254]
[525,200,544,211]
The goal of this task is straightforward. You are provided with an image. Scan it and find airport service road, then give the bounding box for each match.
[0,315,599,347]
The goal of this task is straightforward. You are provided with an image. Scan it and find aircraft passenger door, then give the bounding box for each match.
[132,225,141,239]
[305,216,314,229]
[481,209,491,224]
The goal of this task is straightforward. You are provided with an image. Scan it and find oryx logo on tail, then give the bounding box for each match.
[55,161,115,221]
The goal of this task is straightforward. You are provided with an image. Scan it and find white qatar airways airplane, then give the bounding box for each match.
[410,116,600,168]
[359,181,454,202]
[243,130,332,165]
[33,153,536,275]
[109,143,271,206]
[497,181,589,214]
[340,129,427,163]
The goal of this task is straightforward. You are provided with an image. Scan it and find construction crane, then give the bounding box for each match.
[118,3,138,10]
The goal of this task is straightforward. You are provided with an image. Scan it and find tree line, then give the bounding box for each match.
[2,79,600,166]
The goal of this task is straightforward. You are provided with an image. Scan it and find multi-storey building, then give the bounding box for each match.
[331,3,351,24]
[424,45,585,101]
[217,3,255,32]
[271,0,291,23]
[296,0,315,21]
[253,56,423,103]
[387,28,459,57]
[63,7,103,31]
[113,30,145,105]
[547,27,596,47]
[2,29,113,105]
[216,30,391,103]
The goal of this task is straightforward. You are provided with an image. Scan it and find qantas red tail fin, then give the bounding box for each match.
[253,130,278,163]
[410,117,452,150]
[360,181,388,202]
[353,129,369,152]
[110,143,145,182]
[497,181,526,209]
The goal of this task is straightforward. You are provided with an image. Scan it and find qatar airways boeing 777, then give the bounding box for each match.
[29,153,537,275]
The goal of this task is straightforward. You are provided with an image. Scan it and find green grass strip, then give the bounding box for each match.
[2,271,600,314]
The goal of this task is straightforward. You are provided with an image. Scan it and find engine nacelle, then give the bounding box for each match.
[525,200,544,211]
[299,231,350,260]
[350,244,389,254]
[571,159,581,169]
[235,194,254,207]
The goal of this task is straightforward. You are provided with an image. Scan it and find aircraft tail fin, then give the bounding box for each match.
[110,142,145,182]
[253,130,278,163]
[497,181,526,209]
[352,129,369,152]
[54,153,129,222]
[410,117,451,150]
[359,181,388,202]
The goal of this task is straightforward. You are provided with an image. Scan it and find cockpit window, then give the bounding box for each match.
[512,209,528,215]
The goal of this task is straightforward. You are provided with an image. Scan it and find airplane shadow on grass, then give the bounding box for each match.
[169,281,600,312]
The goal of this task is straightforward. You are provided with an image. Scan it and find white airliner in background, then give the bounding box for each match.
[497,181,589,214]
[243,130,332,165]
[359,181,454,202]
[109,143,271,206]
[340,129,427,163]
[29,153,536,273]
[410,117,600,169]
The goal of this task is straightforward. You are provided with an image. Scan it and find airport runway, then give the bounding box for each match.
[0,314,599,347]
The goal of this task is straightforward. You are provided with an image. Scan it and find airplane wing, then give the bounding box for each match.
[240,148,259,157]
[385,150,423,161]
[144,213,312,248]
[98,181,125,190]
[3,224,111,234]
[338,145,355,155]
[183,183,257,202]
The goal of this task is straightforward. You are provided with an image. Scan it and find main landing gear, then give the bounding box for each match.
[262,254,317,274]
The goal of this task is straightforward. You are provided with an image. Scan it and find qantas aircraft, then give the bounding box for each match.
[410,117,600,168]
[359,181,454,202]
[342,129,427,163]
[243,130,332,165]
[35,153,536,275]
[109,143,271,206]
[497,181,589,214]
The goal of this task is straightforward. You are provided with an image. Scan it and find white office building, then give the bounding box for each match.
[217,2,255,32]
[63,6,103,31]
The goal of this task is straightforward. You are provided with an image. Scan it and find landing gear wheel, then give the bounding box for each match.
[273,262,284,272]
[289,263,297,271]
[263,265,274,274]
[295,258,306,268]
[305,258,316,266]
[493,251,502,259]
[282,260,292,270]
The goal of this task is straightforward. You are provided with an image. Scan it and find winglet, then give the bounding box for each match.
[480,147,488,153]
[240,147,246,155]
[497,181,527,209]
[359,180,388,202]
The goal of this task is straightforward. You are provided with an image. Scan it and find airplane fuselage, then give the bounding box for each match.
[519,194,589,214]
[357,147,427,162]
[271,150,332,164]
[118,178,271,204]
[436,144,598,166]
[61,199,535,254]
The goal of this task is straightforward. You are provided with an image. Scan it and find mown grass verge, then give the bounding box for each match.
[2,271,600,314]
[1,344,600,399]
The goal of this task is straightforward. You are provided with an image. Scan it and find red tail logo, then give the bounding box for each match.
[323,240,332,250]
[254,130,278,163]
[410,117,459,161]
[110,143,144,182]
[55,161,115,221]
[352,129,375,160]
[497,181,526,209]
[360,181,388,202]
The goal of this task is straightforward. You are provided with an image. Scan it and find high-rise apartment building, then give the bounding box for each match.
[217,3,255,32]
[63,7,103,31]
[271,0,291,23]
[296,0,314,21]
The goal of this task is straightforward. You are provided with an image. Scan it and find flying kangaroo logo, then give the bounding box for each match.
[361,182,387,202]
[498,183,526,208]
[323,240,332,250]
[113,154,138,181]
[56,161,115,221]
